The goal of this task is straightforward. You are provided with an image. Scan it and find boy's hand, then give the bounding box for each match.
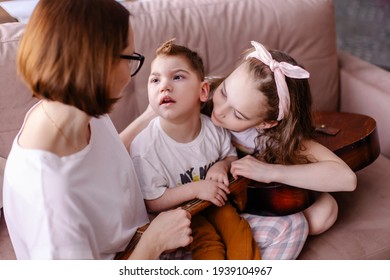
[194,180,230,206]
[205,161,230,185]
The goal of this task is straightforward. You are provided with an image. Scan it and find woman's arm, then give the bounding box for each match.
[230,139,357,192]
[120,105,157,150]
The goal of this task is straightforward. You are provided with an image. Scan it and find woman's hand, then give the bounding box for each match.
[131,208,192,259]
[149,208,193,251]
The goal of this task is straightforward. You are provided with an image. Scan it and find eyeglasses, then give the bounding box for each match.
[120,52,145,77]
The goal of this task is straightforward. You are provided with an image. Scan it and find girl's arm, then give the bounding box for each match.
[120,105,157,150]
[128,208,193,259]
[230,139,357,192]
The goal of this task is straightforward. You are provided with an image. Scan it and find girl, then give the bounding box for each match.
[209,41,357,235]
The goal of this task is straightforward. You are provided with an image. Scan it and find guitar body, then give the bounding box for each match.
[245,182,317,216]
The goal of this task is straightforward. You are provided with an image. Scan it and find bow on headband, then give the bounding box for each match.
[246,41,310,121]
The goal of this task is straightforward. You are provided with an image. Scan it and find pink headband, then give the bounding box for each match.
[246,41,310,121]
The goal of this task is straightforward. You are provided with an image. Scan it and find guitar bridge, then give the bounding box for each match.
[315,124,340,136]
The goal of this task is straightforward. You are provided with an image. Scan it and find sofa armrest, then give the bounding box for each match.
[338,51,390,158]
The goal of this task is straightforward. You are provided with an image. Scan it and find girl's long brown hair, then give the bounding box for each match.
[246,50,315,164]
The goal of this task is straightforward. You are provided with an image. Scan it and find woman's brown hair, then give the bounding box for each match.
[17,0,130,117]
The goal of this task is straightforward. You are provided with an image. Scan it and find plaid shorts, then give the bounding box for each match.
[160,212,309,260]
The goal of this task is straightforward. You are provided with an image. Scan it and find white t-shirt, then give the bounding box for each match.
[131,114,237,200]
[3,103,149,259]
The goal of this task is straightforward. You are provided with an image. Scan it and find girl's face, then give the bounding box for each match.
[147,55,209,122]
[211,63,270,132]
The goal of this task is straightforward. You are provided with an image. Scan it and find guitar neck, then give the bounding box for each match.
[114,176,250,260]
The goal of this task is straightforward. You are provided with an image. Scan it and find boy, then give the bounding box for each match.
[130,39,260,259]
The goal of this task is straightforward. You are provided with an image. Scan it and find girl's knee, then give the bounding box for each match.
[304,193,338,235]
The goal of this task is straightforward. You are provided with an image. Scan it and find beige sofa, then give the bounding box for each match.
[1,0,390,260]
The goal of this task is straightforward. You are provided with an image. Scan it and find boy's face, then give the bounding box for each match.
[148,55,209,122]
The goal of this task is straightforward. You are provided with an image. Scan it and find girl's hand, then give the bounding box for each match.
[230,155,274,183]
[193,180,230,206]
[144,208,193,254]
[205,161,230,185]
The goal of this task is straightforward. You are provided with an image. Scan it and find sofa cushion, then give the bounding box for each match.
[0,6,17,24]
[0,23,37,159]
[111,0,340,132]
[0,208,16,259]
[298,155,390,259]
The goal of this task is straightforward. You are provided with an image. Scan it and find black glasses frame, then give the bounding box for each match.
[120,52,145,77]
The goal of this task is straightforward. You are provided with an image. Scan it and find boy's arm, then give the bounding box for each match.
[131,142,229,213]
[145,186,198,213]
[146,179,231,213]
[223,155,238,169]
[206,155,238,185]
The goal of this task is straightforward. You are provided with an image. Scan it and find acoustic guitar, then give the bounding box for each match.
[244,111,380,216]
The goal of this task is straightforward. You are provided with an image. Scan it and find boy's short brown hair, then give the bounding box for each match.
[156,39,205,81]
[17,0,130,117]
